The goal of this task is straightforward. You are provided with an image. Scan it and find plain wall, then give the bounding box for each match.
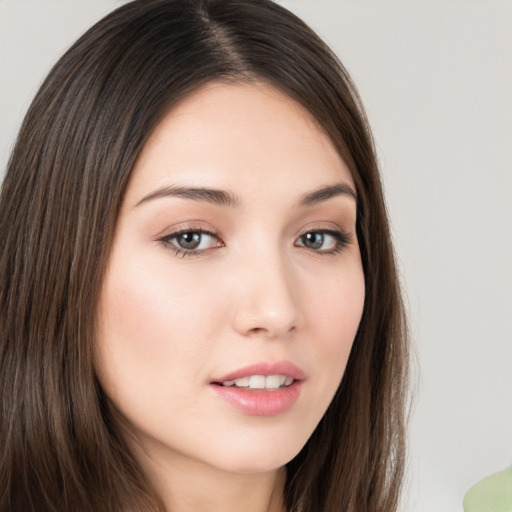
[1,1,511,511]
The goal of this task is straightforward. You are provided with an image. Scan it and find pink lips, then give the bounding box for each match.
[210,361,305,417]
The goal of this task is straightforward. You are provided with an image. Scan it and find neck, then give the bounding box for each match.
[135,443,286,512]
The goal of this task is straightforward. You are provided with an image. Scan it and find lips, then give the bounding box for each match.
[212,361,305,383]
[210,361,305,416]
[221,374,294,390]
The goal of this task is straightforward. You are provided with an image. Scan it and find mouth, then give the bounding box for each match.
[214,374,295,391]
[209,361,305,416]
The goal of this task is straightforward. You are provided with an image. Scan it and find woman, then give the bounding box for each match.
[0,1,409,511]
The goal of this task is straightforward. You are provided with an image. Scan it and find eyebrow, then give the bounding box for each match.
[298,183,357,207]
[136,185,241,208]
[135,182,357,209]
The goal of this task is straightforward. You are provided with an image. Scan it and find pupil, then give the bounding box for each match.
[304,232,323,249]
[178,232,201,249]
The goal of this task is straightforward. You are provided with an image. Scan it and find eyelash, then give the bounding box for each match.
[159,227,222,258]
[158,227,352,258]
[296,229,351,255]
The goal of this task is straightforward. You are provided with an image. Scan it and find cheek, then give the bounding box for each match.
[303,264,365,375]
[94,253,222,399]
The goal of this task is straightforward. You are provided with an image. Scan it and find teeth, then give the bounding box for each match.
[221,375,295,390]
[249,375,266,389]
[265,375,281,389]
[234,377,250,387]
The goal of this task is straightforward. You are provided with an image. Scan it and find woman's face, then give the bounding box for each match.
[96,82,365,475]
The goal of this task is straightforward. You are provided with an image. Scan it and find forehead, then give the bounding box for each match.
[125,81,354,206]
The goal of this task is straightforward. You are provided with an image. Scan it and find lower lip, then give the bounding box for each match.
[210,381,302,416]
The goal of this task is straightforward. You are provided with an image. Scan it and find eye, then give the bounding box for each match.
[159,229,223,257]
[295,229,351,254]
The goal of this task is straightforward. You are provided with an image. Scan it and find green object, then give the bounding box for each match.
[463,467,512,512]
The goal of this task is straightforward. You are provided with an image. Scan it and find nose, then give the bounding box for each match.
[231,250,300,339]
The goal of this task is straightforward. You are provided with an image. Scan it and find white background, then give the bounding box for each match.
[1,1,511,511]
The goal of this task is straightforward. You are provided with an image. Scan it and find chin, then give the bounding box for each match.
[204,430,308,475]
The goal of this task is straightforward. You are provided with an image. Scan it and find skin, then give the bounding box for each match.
[95,82,365,512]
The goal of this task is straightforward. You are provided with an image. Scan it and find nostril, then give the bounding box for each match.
[248,327,267,335]
[246,325,296,338]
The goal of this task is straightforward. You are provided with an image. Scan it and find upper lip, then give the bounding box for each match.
[212,361,306,384]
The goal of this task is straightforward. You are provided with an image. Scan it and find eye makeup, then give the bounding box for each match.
[157,224,352,259]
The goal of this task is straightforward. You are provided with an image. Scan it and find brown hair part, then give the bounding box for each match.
[0,1,409,511]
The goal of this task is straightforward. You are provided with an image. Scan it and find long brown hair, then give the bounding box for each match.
[0,1,409,511]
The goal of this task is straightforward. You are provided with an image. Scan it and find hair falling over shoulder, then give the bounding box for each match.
[0,1,410,511]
